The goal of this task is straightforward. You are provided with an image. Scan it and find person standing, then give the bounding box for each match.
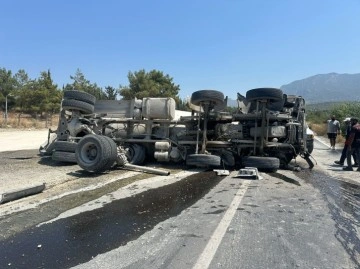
[334,117,358,165]
[327,115,340,150]
[343,118,360,171]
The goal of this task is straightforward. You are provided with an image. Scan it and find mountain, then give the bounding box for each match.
[280,73,360,104]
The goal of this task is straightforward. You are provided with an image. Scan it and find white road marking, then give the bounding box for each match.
[193,179,251,269]
[314,136,331,148]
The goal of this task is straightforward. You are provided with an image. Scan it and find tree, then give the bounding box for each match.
[0,68,16,111]
[13,70,61,120]
[104,86,117,100]
[119,69,181,102]
[177,97,191,111]
[11,69,33,115]
[330,102,360,134]
[64,69,106,100]
[13,69,29,88]
[36,70,62,114]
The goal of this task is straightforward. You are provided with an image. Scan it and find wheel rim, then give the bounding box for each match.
[80,142,99,163]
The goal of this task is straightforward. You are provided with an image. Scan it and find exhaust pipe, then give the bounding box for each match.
[123,163,170,176]
[116,153,170,176]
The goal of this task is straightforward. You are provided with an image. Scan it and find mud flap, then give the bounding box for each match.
[39,129,57,156]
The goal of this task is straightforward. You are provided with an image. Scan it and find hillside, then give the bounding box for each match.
[280,73,360,104]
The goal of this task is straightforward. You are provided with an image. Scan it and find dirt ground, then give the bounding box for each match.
[0,128,49,152]
[0,129,186,217]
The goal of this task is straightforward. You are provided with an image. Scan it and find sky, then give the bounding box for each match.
[1,0,359,99]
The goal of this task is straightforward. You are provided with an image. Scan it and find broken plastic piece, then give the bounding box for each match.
[213,169,230,176]
[233,167,262,180]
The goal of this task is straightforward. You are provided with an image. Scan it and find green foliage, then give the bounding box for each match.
[1,66,185,119]
[306,102,339,111]
[307,101,360,135]
[306,110,330,124]
[119,69,180,102]
[64,69,106,100]
[330,102,360,134]
[36,70,62,114]
[0,68,16,110]
[0,68,62,116]
[104,86,118,100]
[177,98,191,111]
[330,102,360,120]
[14,69,29,87]
[14,70,62,115]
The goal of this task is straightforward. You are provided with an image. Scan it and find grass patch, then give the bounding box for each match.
[1,113,58,129]
[309,122,345,144]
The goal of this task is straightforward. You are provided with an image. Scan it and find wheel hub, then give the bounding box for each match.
[86,145,97,160]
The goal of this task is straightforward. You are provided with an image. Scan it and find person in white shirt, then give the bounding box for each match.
[327,115,340,150]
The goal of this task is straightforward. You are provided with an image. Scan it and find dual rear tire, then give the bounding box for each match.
[61,90,96,114]
[242,156,280,172]
[186,154,221,168]
[246,88,284,112]
[51,141,78,163]
[75,135,117,173]
[190,90,224,108]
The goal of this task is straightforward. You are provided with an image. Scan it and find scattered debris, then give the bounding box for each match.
[120,163,170,176]
[0,183,45,204]
[233,167,262,180]
[213,169,230,176]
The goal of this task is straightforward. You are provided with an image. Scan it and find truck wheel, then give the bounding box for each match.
[53,141,77,152]
[246,88,283,102]
[220,150,235,168]
[186,154,221,168]
[63,90,96,105]
[191,90,224,107]
[62,99,94,114]
[242,156,280,172]
[306,140,314,154]
[75,135,112,173]
[52,151,77,163]
[266,94,286,111]
[124,144,146,165]
[101,136,118,170]
[282,94,295,108]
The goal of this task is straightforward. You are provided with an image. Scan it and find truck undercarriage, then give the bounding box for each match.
[40,88,314,173]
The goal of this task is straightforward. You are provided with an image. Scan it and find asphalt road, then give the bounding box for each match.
[72,165,359,269]
[0,137,359,269]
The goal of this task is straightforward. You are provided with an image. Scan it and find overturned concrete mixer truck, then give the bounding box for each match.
[39,88,314,173]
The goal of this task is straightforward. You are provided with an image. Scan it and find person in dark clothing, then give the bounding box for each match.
[343,118,360,171]
[334,117,358,166]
